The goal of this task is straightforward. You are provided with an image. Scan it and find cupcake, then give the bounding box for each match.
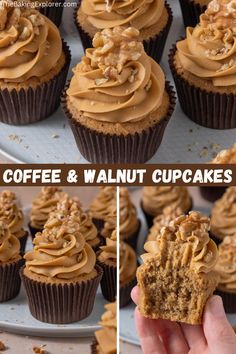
[75,0,173,63]
[90,187,117,232]
[170,1,236,129]
[120,240,137,308]
[147,206,183,242]
[210,187,236,244]
[119,188,140,250]
[91,302,117,354]
[137,211,218,324]
[62,26,175,163]
[179,0,209,27]
[215,235,236,313]
[0,190,28,254]
[141,186,192,228]
[0,221,24,302]
[33,0,65,27]
[29,187,68,239]
[0,4,70,125]
[97,230,117,302]
[21,210,103,324]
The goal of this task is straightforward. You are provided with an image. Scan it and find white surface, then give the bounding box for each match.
[120,189,236,346]
[0,1,236,163]
[0,207,106,338]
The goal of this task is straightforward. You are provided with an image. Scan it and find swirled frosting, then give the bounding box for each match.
[147,206,183,241]
[45,195,99,247]
[25,213,96,280]
[30,187,68,229]
[0,190,25,238]
[0,221,20,262]
[67,26,165,124]
[215,235,236,290]
[176,0,236,87]
[90,187,117,220]
[211,187,236,239]
[142,186,191,217]
[95,302,117,354]
[102,206,116,239]
[142,211,218,274]
[0,2,63,83]
[119,187,139,239]
[120,240,137,284]
[211,143,236,163]
[81,0,165,31]
[98,229,117,265]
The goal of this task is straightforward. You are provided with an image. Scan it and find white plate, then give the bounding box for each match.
[0,1,236,163]
[0,207,107,338]
[120,188,236,346]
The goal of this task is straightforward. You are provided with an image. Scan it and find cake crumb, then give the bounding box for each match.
[8,134,22,144]
[210,143,221,151]
[51,134,59,139]
[0,341,6,351]
[33,345,48,354]
[199,147,208,158]
[189,128,193,133]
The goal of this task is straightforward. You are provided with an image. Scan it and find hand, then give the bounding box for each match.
[131,286,236,354]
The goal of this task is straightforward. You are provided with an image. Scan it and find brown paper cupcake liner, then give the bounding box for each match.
[169,44,236,129]
[61,82,176,163]
[141,199,193,229]
[91,340,98,354]
[121,219,141,251]
[96,255,117,302]
[20,265,103,324]
[74,2,172,63]
[209,231,223,246]
[199,187,227,203]
[92,218,105,233]
[28,222,43,241]
[179,0,207,28]
[0,258,24,302]
[215,288,236,313]
[19,231,29,255]
[39,1,65,27]
[120,277,137,308]
[0,41,71,126]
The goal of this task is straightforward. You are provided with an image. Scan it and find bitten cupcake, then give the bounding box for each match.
[120,240,137,308]
[137,212,218,324]
[90,187,117,232]
[170,0,236,129]
[215,235,236,312]
[119,188,140,250]
[91,302,117,354]
[142,186,192,228]
[0,3,70,125]
[29,187,68,239]
[0,221,24,302]
[76,0,173,63]
[0,190,28,253]
[179,0,209,27]
[21,210,103,324]
[147,206,183,241]
[97,230,117,302]
[210,187,236,244]
[62,26,175,163]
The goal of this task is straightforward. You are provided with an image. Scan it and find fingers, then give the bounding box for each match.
[203,295,236,353]
[131,286,139,305]
[157,320,189,354]
[134,307,167,354]
[181,323,206,349]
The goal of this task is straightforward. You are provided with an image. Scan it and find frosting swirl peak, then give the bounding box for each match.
[0,190,24,238]
[0,221,20,262]
[67,26,165,123]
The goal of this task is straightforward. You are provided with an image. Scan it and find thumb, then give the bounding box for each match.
[203,295,236,354]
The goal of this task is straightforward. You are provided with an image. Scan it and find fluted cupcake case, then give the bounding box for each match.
[121,219,141,251]
[74,1,173,63]
[40,1,65,27]
[91,340,98,354]
[20,265,103,324]
[28,223,42,241]
[19,231,29,254]
[0,41,71,126]
[96,255,117,302]
[169,44,236,129]
[120,277,137,308]
[0,258,24,302]
[215,288,236,313]
[178,0,207,27]
[199,187,226,203]
[61,82,176,163]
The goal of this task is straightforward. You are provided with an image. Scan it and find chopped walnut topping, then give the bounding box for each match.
[145,80,152,91]
[95,77,109,86]
[33,345,48,354]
